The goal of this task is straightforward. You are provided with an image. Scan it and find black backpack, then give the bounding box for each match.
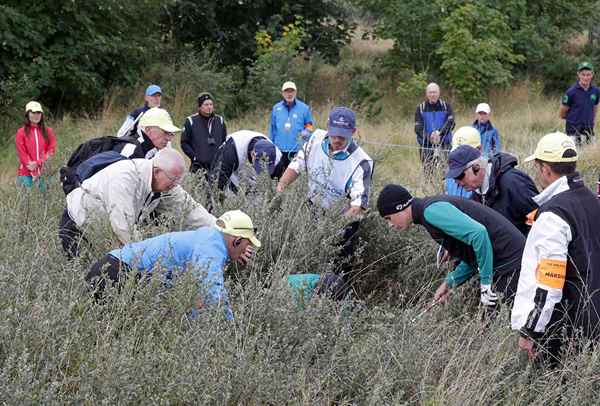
[60,135,138,195]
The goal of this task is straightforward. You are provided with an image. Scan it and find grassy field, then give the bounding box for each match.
[1,39,599,404]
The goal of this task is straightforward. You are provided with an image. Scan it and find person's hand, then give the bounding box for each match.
[430,131,441,145]
[300,129,311,142]
[480,284,498,306]
[344,206,363,218]
[26,161,38,171]
[276,182,285,193]
[434,281,450,303]
[237,245,254,265]
[518,336,537,361]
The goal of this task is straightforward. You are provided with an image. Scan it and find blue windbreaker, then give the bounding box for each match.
[445,178,473,199]
[269,99,313,153]
[472,120,501,157]
[109,227,233,320]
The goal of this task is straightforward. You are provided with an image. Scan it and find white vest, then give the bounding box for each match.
[304,130,373,209]
[227,130,282,188]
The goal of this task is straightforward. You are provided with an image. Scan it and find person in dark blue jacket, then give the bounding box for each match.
[415,83,455,173]
[269,81,313,170]
[473,103,501,157]
[448,145,538,235]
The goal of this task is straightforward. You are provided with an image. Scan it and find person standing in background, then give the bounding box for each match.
[472,103,501,157]
[269,81,313,170]
[180,92,227,175]
[15,101,57,189]
[117,84,162,138]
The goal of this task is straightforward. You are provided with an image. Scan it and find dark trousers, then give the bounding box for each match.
[58,208,85,258]
[493,268,520,307]
[334,220,361,290]
[279,151,297,172]
[86,254,133,300]
[566,124,595,145]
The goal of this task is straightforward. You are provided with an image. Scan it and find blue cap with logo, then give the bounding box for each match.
[327,106,356,139]
[446,145,482,179]
[252,139,277,175]
[145,84,162,96]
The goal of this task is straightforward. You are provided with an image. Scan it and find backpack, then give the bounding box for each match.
[60,135,138,195]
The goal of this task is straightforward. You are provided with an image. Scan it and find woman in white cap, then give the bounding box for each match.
[15,101,57,189]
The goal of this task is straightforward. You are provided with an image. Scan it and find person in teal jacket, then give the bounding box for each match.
[287,272,348,306]
[377,184,524,308]
[269,81,313,169]
[85,210,261,320]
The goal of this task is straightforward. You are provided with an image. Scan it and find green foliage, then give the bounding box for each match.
[437,2,524,102]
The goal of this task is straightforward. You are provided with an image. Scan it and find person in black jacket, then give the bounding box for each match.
[447,145,538,235]
[180,92,227,174]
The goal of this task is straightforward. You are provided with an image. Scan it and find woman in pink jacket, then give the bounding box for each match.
[15,101,57,188]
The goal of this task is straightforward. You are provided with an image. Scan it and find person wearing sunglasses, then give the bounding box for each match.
[377,184,525,311]
[86,210,260,320]
[447,144,538,236]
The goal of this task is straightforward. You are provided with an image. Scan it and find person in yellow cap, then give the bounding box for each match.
[15,101,57,189]
[511,132,600,365]
[445,126,482,198]
[86,210,260,320]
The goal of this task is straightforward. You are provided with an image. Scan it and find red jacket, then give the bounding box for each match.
[15,124,57,177]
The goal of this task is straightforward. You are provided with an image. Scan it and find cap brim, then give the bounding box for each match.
[327,127,353,138]
[159,124,181,133]
[523,154,536,163]
[445,165,468,179]
[249,235,261,248]
[29,109,43,113]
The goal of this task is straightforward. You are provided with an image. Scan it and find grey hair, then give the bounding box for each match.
[426,82,440,93]
[152,148,185,176]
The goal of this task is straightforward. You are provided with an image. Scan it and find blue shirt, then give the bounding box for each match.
[269,99,313,152]
[445,177,472,199]
[109,227,233,320]
[562,82,600,127]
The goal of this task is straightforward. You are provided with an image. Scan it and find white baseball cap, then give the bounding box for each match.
[475,103,491,114]
[281,81,297,91]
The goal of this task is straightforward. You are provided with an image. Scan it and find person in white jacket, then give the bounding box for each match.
[59,148,216,257]
[511,132,600,365]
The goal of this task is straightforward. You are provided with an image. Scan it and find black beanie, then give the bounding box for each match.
[197,92,214,106]
[377,184,413,217]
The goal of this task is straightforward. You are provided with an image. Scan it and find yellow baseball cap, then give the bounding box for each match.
[451,126,481,151]
[25,101,43,113]
[524,132,577,163]
[281,81,297,91]
[215,210,261,248]
[139,107,181,133]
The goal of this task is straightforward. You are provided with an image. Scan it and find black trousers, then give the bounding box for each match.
[86,254,133,300]
[58,208,85,258]
[566,125,595,145]
[279,151,297,172]
[493,268,520,306]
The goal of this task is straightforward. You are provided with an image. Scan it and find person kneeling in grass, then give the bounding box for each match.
[86,210,260,320]
[376,184,525,309]
[287,272,349,307]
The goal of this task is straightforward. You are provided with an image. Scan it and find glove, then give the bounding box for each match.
[480,284,498,306]
[300,129,312,142]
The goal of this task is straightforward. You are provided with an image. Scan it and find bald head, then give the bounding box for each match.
[425,82,440,104]
[151,148,186,192]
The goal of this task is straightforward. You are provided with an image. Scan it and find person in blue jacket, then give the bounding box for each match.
[116,84,162,138]
[269,81,313,170]
[414,83,455,173]
[85,210,261,320]
[472,103,501,157]
[445,126,482,199]
[377,184,525,308]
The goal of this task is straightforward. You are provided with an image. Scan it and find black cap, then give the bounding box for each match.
[377,184,413,217]
[446,145,481,179]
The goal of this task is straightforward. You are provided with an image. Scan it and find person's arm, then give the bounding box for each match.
[424,202,494,286]
[116,115,135,137]
[347,160,372,210]
[276,147,305,192]
[492,127,501,153]
[269,107,277,142]
[440,103,455,144]
[506,172,539,228]
[559,92,572,120]
[180,118,195,162]
[193,258,233,320]
[157,185,217,229]
[415,106,424,144]
[15,129,34,167]
[304,105,314,130]
[221,117,228,143]
[511,212,571,345]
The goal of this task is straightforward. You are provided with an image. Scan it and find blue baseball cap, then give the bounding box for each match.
[446,145,482,179]
[327,106,355,139]
[252,139,277,175]
[145,84,162,96]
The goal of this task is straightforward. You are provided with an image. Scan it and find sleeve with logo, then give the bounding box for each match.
[510,211,570,337]
[348,161,372,208]
[423,202,494,286]
[561,87,575,107]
